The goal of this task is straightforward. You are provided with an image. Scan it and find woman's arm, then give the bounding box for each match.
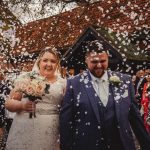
[5,90,35,113]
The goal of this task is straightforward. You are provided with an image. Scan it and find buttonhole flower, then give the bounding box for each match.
[109,75,122,86]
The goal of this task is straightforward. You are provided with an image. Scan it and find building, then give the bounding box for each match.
[4,0,150,76]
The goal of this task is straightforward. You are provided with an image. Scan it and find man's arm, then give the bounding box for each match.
[60,79,75,150]
[128,77,150,150]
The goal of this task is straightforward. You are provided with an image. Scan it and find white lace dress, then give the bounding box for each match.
[6,77,66,150]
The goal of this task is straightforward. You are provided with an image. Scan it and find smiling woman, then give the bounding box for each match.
[5,47,66,150]
[37,48,61,82]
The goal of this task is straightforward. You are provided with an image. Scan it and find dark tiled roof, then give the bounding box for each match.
[94,26,150,61]
[14,0,150,54]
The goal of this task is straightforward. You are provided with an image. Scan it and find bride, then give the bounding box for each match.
[5,48,66,150]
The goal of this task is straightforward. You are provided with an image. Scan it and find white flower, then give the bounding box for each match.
[109,75,122,86]
[13,72,49,98]
[26,85,35,95]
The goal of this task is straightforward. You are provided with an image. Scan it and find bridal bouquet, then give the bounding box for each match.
[109,75,122,86]
[14,71,50,118]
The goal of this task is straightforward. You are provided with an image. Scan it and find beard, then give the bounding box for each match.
[90,68,105,78]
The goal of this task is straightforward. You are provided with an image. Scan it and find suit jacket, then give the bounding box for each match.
[60,70,150,150]
[0,80,11,128]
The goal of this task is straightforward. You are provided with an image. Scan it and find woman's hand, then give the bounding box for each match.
[22,101,36,112]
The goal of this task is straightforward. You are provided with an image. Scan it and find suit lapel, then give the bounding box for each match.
[82,70,123,124]
[82,71,101,123]
[108,71,122,123]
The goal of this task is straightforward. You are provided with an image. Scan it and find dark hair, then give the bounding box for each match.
[85,40,107,56]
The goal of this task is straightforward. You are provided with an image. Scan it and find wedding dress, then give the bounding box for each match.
[5,76,66,150]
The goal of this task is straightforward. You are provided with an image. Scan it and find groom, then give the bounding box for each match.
[60,40,150,150]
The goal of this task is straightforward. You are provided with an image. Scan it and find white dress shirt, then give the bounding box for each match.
[90,71,109,106]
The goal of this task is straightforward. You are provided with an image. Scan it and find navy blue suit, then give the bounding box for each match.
[0,80,11,128]
[60,70,150,150]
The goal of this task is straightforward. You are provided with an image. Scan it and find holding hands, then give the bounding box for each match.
[5,90,36,113]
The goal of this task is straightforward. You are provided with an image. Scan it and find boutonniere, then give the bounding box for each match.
[109,75,122,86]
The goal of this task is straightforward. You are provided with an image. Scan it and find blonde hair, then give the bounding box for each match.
[37,47,61,74]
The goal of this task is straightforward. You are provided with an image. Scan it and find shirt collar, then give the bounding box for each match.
[89,70,108,82]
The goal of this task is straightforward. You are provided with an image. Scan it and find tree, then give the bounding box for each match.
[0,2,21,78]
